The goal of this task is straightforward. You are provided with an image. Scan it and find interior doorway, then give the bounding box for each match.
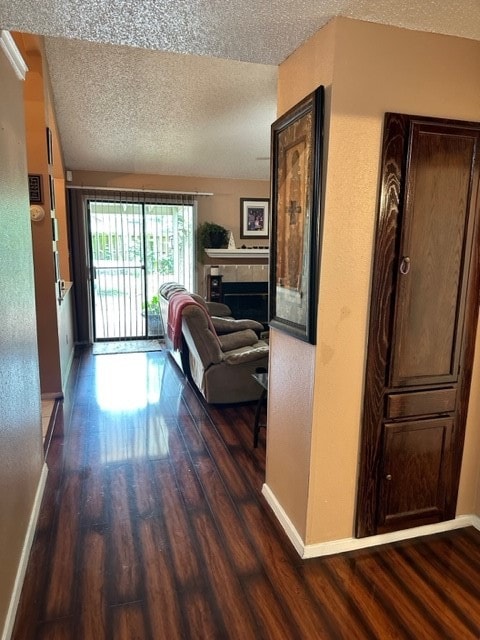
[87,199,195,341]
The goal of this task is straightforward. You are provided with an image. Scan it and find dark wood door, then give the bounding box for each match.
[356,113,480,537]
[377,418,453,533]
[390,124,476,388]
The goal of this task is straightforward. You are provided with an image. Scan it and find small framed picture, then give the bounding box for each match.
[240,198,269,239]
[28,174,43,203]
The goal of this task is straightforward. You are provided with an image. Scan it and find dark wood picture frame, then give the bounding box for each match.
[269,85,324,344]
[240,198,270,238]
[28,174,43,204]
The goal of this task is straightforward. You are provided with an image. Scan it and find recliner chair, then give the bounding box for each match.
[180,301,269,403]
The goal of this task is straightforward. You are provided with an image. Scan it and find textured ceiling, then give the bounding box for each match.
[44,38,277,179]
[1,0,480,179]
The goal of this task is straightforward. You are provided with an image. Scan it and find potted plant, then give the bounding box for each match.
[143,294,162,335]
[197,221,230,258]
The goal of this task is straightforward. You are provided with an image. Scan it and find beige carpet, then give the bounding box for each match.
[92,340,164,355]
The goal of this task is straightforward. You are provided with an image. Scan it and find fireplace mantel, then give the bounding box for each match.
[204,248,269,259]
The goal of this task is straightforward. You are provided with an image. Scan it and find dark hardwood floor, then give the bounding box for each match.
[12,348,480,639]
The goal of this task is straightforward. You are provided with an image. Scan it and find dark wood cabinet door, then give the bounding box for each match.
[377,418,453,533]
[356,113,480,538]
[390,124,477,388]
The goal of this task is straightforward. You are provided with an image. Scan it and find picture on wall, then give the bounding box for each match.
[269,85,324,344]
[240,198,269,238]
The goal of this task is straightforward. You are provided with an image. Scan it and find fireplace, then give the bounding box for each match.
[222,281,269,326]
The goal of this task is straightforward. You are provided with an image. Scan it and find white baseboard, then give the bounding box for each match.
[62,346,75,393]
[2,463,48,640]
[261,483,307,557]
[262,482,480,559]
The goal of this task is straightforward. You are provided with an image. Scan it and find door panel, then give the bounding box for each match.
[89,202,146,340]
[377,418,453,532]
[386,388,456,420]
[390,126,475,387]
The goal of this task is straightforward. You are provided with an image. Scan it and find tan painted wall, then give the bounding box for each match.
[268,17,480,545]
[14,32,70,396]
[0,43,44,635]
[265,20,336,540]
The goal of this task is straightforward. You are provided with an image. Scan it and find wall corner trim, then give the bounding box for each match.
[262,482,480,559]
[0,31,28,81]
[1,463,48,640]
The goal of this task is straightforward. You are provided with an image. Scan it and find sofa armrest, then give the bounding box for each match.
[222,341,269,365]
[217,329,258,352]
[212,317,263,335]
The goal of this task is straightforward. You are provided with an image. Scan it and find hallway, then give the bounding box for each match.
[13,349,480,639]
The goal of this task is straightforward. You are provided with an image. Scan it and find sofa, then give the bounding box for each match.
[159,282,269,403]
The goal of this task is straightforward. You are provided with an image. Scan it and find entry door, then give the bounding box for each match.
[356,113,480,537]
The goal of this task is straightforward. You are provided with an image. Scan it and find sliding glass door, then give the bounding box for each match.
[88,199,194,341]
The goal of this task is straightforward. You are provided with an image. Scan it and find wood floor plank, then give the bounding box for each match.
[82,466,107,526]
[245,574,304,640]
[108,465,142,605]
[381,544,477,639]
[352,551,443,639]
[131,460,160,518]
[451,527,480,568]
[43,471,82,619]
[193,452,259,574]
[152,460,201,587]
[180,590,224,640]
[185,410,252,503]
[137,517,184,639]
[79,528,107,640]
[398,537,480,632]
[191,511,259,640]
[11,531,50,640]
[37,619,74,639]
[111,602,149,640]
[240,501,335,639]
[319,554,404,639]
[169,441,206,511]
[301,559,377,639]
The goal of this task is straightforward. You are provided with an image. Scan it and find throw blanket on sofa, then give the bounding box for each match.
[167,292,219,351]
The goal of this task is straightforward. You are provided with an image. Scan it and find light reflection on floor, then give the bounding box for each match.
[94,353,162,411]
[93,353,170,463]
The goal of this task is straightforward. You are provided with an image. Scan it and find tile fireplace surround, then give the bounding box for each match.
[204,263,269,285]
[201,263,269,324]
